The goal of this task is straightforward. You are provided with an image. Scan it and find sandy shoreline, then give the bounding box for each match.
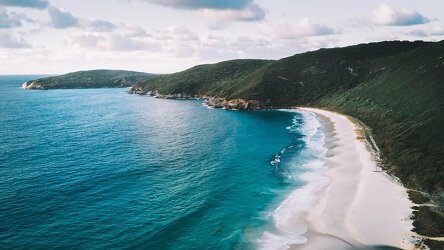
[291,108,415,249]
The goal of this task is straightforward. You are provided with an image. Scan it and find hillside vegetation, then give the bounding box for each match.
[135,41,443,193]
[23,70,156,89]
[132,59,273,96]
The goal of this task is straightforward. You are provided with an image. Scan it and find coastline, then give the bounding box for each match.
[129,94,422,248]
[290,108,415,249]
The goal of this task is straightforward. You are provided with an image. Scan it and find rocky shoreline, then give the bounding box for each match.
[128,86,266,110]
[22,81,46,90]
[204,97,263,110]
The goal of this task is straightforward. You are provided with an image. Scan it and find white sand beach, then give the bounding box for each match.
[292,108,415,249]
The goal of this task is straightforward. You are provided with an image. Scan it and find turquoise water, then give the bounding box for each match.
[0,76,321,249]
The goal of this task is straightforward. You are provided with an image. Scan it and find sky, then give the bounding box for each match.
[0,0,443,74]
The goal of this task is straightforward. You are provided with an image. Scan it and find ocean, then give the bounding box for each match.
[0,76,325,249]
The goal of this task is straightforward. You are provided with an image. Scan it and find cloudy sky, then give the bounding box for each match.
[1,0,443,74]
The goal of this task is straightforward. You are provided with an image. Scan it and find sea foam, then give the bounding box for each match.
[257,110,329,250]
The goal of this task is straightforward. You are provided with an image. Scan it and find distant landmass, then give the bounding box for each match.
[22,69,156,89]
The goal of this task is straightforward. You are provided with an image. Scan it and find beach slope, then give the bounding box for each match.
[296,108,414,249]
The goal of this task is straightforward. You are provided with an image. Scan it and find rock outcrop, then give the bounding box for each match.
[129,86,264,110]
[128,84,146,94]
[205,97,262,110]
[22,81,45,90]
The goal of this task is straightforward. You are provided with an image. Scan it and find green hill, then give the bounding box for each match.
[23,69,156,89]
[131,59,273,96]
[232,41,428,104]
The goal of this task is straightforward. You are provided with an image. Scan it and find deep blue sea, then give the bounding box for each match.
[0,76,324,249]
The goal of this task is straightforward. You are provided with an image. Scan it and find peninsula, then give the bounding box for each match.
[22,69,156,90]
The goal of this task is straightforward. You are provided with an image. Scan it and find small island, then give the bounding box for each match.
[22,69,156,90]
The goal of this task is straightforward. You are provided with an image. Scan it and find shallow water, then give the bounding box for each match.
[0,76,323,249]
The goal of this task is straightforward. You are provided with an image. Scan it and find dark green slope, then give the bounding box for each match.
[316,41,444,191]
[23,69,156,89]
[132,59,273,96]
[232,41,428,105]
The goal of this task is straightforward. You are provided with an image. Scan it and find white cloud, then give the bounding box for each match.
[406,29,428,37]
[106,34,158,51]
[0,8,29,29]
[0,31,30,48]
[48,6,78,28]
[403,26,444,38]
[144,0,252,10]
[143,0,265,24]
[152,26,199,58]
[0,0,48,9]
[430,27,444,36]
[66,24,200,53]
[200,2,265,26]
[227,36,271,52]
[84,20,116,32]
[68,34,105,48]
[166,42,196,58]
[68,32,159,52]
[47,7,118,33]
[195,34,339,62]
[124,26,150,38]
[262,18,336,39]
[370,3,430,26]
[157,26,199,41]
